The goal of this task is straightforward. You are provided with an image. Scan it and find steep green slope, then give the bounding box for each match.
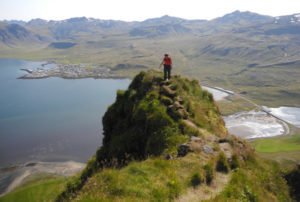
[56,70,291,201]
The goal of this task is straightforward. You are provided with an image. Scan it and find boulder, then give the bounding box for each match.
[161,96,173,106]
[174,96,184,104]
[177,109,188,119]
[167,105,188,120]
[203,145,214,154]
[161,85,176,98]
[165,154,174,160]
[219,142,233,159]
[177,144,191,157]
[173,101,184,109]
[190,136,202,142]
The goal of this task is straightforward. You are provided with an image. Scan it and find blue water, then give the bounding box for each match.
[0,58,130,168]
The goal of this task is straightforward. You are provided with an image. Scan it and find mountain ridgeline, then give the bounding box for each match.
[0,23,47,46]
[56,71,291,201]
[1,11,300,43]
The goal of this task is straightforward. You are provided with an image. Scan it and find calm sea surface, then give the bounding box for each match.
[0,58,130,168]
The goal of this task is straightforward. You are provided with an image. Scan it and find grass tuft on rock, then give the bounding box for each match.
[204,161,215,185]
[216,152,230,173]
[190,172,204,187]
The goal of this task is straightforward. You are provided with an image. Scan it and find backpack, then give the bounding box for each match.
[164,57,172,66]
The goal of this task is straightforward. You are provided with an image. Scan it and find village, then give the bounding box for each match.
[18,63,121,79]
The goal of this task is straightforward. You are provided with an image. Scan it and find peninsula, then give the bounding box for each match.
[18,63,122,79]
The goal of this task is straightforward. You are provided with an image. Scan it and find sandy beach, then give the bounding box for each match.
[0,161,85,197]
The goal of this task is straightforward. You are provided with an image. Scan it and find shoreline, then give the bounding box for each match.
[224,110,292,140]
[0,160,86,197]
[17,62,127,80]
[0,57,128,80]
[202,85,231,102]
[246,120,291,142]
[17,74,128,80]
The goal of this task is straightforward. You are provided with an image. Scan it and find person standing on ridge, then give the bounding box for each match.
[159,53,172,81]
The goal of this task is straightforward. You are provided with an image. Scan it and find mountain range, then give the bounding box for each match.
[1,10,299,45]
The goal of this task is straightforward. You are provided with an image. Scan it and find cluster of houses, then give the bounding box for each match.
[19,63,119,79]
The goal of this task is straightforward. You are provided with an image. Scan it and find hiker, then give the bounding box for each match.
[159,53,172,81]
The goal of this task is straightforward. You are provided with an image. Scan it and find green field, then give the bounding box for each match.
[0,174,66,202]
[251,128,300,168]
[252,133,300,153]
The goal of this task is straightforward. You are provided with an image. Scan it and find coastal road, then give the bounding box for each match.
[202,83,294,128]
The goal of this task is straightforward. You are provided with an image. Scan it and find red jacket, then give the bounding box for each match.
[163,57,172,66]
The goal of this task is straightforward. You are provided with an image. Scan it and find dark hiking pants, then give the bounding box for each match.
[164,65,171,80]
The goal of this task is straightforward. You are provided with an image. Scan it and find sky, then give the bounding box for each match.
[0,0,299,22]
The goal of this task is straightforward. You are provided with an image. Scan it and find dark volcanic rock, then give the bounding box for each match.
[165,154,174,160]
[177,144,191,157]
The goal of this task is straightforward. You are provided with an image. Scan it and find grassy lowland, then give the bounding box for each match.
[52,70,292,201]
[251,128,300,168]
[0,174,66,202]
[251,128,300,201]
